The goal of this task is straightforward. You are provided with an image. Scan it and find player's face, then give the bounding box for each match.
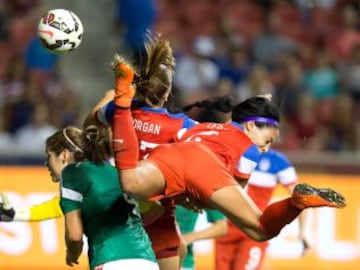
[45,150,66,182]
[245,123,279,153]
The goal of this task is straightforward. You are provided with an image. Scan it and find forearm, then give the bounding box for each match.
[185,220,227,244]
[298,211,307,239]
[15,197,63,221]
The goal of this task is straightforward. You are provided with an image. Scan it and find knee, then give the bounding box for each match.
[248,231,270,242]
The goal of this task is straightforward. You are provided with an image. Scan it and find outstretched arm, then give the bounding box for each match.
[182,219,227,246]
[83,89,115,129]
[0,193,63,221]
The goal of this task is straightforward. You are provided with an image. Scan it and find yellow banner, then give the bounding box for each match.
[0,167,358,270]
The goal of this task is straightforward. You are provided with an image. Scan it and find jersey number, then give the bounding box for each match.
[184,130,219,142]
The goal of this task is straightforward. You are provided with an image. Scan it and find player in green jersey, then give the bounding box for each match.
[45,126,158,270]
[175,206,227,270]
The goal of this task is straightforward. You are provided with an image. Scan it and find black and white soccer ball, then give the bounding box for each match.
[38,9,83,54]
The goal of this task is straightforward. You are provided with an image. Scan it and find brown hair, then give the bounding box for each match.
[134,33,175,107]
[46,126,112,165]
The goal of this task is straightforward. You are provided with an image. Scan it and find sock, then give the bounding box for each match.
[113,63,135,108]
[112,108,138,169]
[259,198,302,239]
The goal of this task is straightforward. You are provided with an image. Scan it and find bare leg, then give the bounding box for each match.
[208,185,269,241]
[120,161,166,200]
[208,183,346,242]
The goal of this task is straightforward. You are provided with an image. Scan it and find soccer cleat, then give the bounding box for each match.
[291,183,346,209]
[111,54,136,108]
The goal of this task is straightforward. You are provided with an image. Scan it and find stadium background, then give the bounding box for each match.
[0,0,359,269]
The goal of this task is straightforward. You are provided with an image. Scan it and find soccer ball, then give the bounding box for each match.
[37,9,83,54]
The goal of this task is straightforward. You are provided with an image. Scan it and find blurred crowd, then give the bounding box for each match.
[1,0,360,156]
[0,0,82,154]
[151,0,360,152]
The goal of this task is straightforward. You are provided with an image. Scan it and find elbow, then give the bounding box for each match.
[247,230,271,242]
[241,226,271,242]
[218,220,228,237]
[251,234,269,242]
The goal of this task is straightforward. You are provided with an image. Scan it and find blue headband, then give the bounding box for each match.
[242,116,279,127]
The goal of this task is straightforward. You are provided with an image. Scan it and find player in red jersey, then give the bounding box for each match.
[109,58,346,243]
[85,34,196,270]
[215,148,309,270]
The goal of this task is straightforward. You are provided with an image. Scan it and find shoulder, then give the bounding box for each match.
[62,162,88,175]
[265,149,292,169]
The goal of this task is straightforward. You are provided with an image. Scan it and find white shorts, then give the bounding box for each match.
[95,259,159,270]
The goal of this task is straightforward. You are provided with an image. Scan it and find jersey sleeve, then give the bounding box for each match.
[235,145,261,179]
[60,164,89,214]
[29,196,63,221]
[205,209,225,223]
[276,154,298,185]
[96,100,116,126]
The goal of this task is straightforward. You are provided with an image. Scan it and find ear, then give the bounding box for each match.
[61,149,71,164]
[244,121,255,132]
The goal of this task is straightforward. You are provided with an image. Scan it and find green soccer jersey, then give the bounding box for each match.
[175,206,225,269]
[60,161,156,269]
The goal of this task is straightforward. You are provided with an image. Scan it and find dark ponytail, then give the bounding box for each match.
[83,125,112,165]
[134,33,175,107]
[182,96,279,126]
[182,96,235,113]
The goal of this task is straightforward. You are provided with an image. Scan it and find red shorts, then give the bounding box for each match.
[145,199,181,259]
[215,236,268,270]
[146,142,238,203]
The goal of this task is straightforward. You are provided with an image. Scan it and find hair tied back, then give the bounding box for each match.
[85,125,100,141]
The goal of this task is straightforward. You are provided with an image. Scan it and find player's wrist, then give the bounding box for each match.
[13,207,31,221]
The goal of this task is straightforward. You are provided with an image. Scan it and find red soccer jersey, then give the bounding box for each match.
[96,100,197,159]
[177,121,261,179]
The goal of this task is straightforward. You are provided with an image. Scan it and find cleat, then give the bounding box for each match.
[292,183,346,209]
[111,54,136,108]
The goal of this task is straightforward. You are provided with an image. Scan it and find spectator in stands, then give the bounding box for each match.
[287,92,328,151]
[303,50,338,101]
[252,11,298,71]
[236,64,274,101]
[0,0,9,41]
[14,102,57,154]
[326,93,358,151]
[0,114,13,151]
[115,0,156,65]
[2,55,27,103]
[330,5,360,60]
[338,44,360,103]
[218,44,252,86]
[174,35,220,104]
[274,52,306,118]
[24,37,59,92]
[3,80,40,134]
[44,84,82,129]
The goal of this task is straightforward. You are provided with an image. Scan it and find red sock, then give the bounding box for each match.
[259,198,302,239]
[112,108,138,169]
